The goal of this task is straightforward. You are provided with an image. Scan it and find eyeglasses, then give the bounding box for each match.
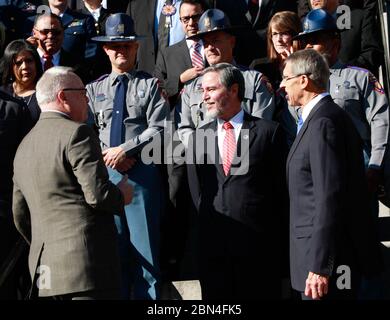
[271,31,291,39]
[281,73,310,83]
[34,28,63,37]
[62,88,87,94]
[180,14,202,24]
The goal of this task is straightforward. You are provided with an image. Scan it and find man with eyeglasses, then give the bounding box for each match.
[12,66,133,300]
[28,13,87,81]
[282,49,382,300]
[154,0,206,106]
[87,13,170,300]
[294,10,389,211]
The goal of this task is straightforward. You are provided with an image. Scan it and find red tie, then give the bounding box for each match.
[43,54,53,71]
[191,41,204,69]
[222,121,236,176]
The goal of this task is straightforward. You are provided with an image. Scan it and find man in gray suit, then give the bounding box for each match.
[12,66,133,300]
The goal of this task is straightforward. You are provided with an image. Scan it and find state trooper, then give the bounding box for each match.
[176,8,275,148]
[290,9,389,200]
[87,13,170,300]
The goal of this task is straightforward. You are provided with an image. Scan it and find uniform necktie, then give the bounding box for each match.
[222,121,236,176]
[157,0,173,50]
[191,41,204,69]
[297,115,304,134]
[110,74,129,147]
[43,54,53,71]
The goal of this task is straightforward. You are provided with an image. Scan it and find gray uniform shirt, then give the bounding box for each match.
[330,61,389,167]
[87,71,170,155]
[176,66,275,147]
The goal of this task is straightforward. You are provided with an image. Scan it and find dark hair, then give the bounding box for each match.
[0,39,43,86]
[267,11,301,63]
[203,63,245,102]
[179,0,208,12]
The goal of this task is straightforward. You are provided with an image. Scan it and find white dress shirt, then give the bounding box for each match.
[301,92,330,123]
[217,109,244,158]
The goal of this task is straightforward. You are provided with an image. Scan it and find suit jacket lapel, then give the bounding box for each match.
[209,120,225,178]
[179,40,192,67]
[224,112,256,183]
[286,96,330,175]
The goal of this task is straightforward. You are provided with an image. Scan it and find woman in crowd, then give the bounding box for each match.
[0,39,43,127]
[251,11,301,90]
[252,11,302,148]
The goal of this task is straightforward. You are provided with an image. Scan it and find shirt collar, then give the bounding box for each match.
[109,71,135,86]
[217,109,244,128]
[41,110,70,118]
[186,38,203,49]
[302,92,330,122]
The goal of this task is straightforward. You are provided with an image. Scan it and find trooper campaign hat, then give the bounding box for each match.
[92,13,145,42]
[187,9,245,40]
[293,9,339,40]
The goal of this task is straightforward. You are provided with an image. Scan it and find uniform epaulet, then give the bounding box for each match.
[135,70,154,79]
[89,73,109,84]
[347,65,370,73]
[236,64,250,71]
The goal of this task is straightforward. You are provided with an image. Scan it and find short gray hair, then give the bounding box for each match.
[36,67,77,106]
[202,63,245,101]
[285,49,329,90]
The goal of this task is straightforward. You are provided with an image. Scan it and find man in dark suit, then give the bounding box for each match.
[187,63,286,299]
[12,66,133,300]
[154,0,206,106]
[282,49,382,300]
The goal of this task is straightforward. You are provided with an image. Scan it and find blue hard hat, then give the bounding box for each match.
[294,9,339,40]
[187,9,245,40]
[92,13,145,42]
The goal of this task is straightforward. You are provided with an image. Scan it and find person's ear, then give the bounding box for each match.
[58,90,66,103]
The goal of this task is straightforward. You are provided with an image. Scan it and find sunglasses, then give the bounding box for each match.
[34,28,63,36]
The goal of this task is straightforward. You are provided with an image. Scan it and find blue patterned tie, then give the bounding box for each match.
[110,74,129,147]
[297,115,304,134]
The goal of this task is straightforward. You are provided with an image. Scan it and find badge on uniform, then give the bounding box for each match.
[369,74,385,94]
[137,90,145,98]
[69,20,84,27]
[96,93,106,102]
[21,2,36,12]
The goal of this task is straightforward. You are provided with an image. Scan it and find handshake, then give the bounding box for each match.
[117,174,134,205]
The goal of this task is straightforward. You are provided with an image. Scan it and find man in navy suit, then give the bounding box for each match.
[187,63,287,299]
[282,49,382,300]
[154,0,206,106]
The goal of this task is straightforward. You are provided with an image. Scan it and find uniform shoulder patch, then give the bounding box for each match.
[347,65,370,73]
[369,73,385,94]
[260,75,274,94]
